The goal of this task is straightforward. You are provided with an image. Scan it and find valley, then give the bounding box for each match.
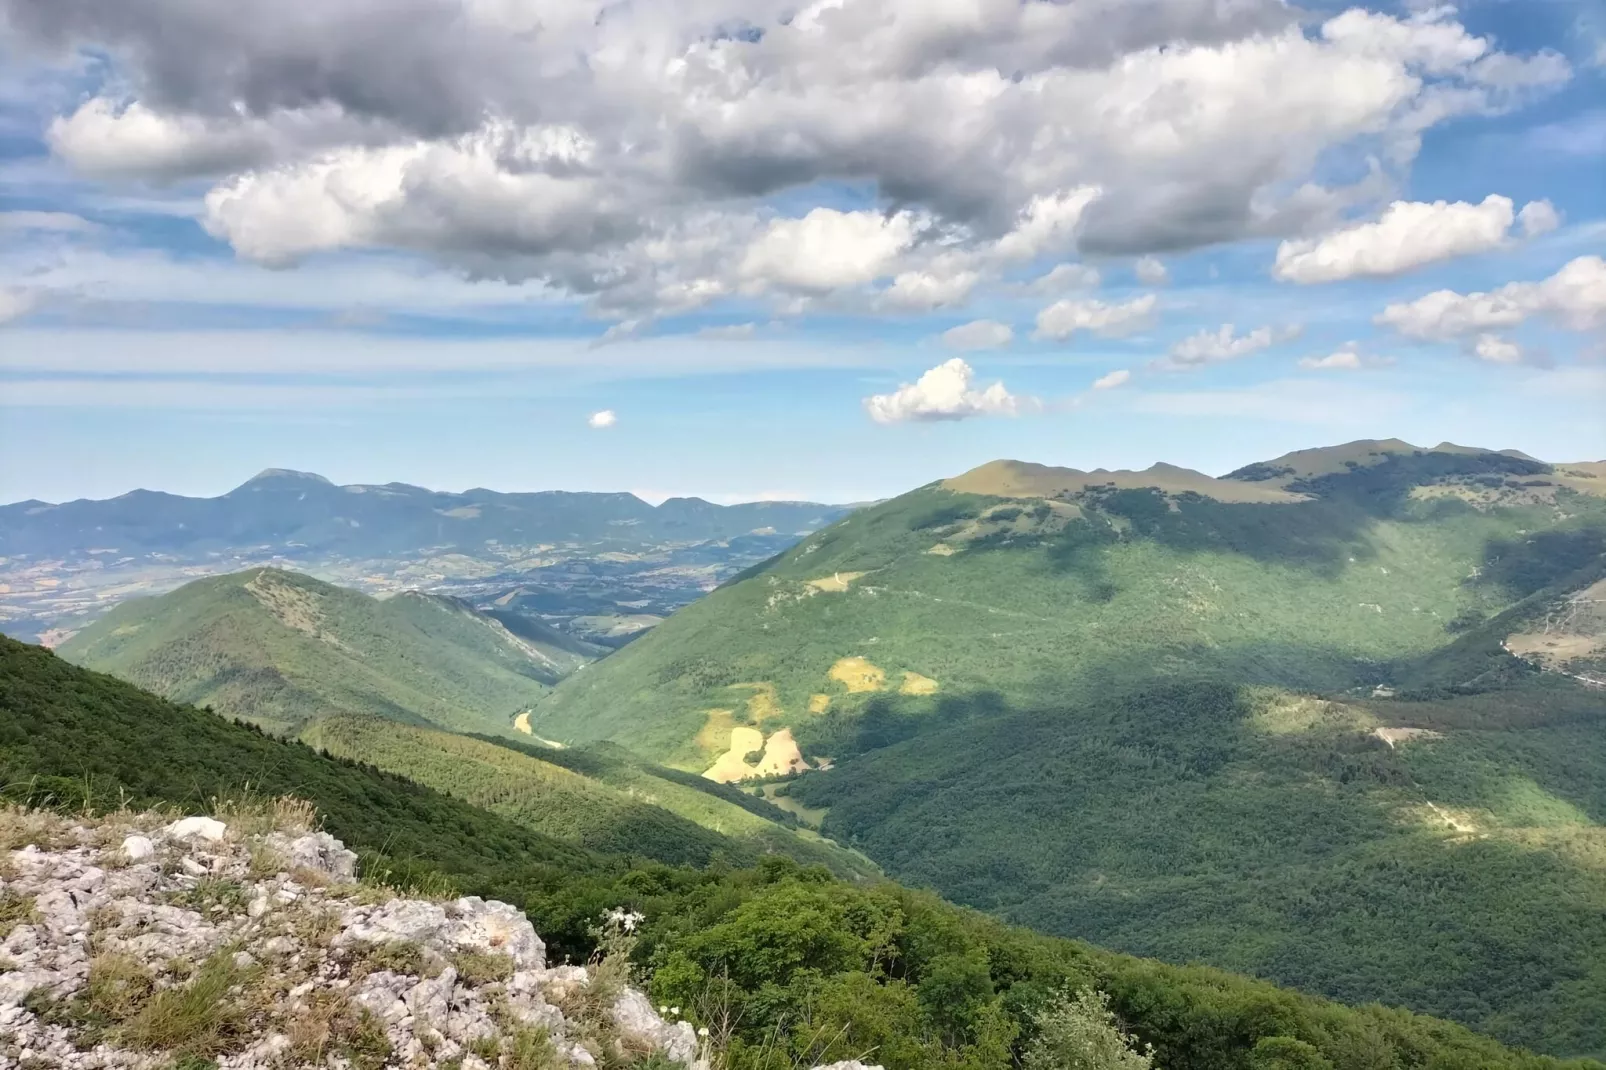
[6,439,1606,1065]
[0,469,850,648]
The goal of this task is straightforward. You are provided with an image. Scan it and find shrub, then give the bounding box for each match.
[1023,988,1153,1070]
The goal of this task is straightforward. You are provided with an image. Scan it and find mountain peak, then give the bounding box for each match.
[236,468,334,490]
[943,458,1304,503]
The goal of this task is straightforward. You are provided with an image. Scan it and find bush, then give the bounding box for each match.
[1024,989,1153,1070]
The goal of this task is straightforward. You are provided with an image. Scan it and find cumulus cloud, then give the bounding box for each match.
[588,409,618,429]
[1091,368,1131,390]
[1298,343,1394,370]
[0,0,1572,316]
[942,319,1014,351]
[1376,255,1606,339]
[864,358,1030,423]
[1272,195,1556,283]
[1155,323,1302,370]
[1471,334,1525,365]
[1517,200,1561,237]
[1033,294,1156,341]
[741,209,920,295]
[1134,257,1169,285]
[1028,263,1101,294]
[879,267,981,311]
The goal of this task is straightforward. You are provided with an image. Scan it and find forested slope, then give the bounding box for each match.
[2,636,1597,1070]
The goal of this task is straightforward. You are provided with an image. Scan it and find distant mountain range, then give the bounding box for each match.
[1,468,850,559]
[0,471,854,646]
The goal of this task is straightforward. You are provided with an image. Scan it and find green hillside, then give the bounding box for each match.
[527,441,1606,1056]
[299,714,878,878]
[58,567,584,736]
[3,636,1598,1070]
[531,442,1605,765]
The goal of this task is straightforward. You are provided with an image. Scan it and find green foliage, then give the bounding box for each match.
[525,452,1606,1058]
[787,681,1606,1056]
[0,890,38,938]
[118,950,249,1056]
[301,715,874,876]
[57,568,575,736]
[1023,988,1154,1070]
[4,635,1602,1070]
[451,949,515,986]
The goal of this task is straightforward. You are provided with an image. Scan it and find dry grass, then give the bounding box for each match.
[117,948,250,1056]
[807,693,832,714]
[828,656,885,693]
[211,793,317,838]
[0,805,75,852]
[84,953,156,1022]
[804,572,865,593]
[899,671,939,696]
[452,949,515,986]
[0,891,40,939]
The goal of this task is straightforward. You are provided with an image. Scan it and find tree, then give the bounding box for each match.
[1024,988,1154,1070]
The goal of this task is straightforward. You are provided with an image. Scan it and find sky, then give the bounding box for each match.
[1,0,1604,506]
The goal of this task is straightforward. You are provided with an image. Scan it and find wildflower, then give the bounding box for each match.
[660,1006,670,1015]
[698,1027,710,1038]
[670,1007,680,1016]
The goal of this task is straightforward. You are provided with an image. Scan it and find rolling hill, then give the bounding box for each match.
[526,439,1606,1056]
[58,568,584,736]
[2,636,1598,1070]
[298,714,880,879]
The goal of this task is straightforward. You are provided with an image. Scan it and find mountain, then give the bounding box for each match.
[58,568,583,736]
[0,469,848,559]
[3,637,1596,1070]
[0,471,852,648]
[298,714,880,879]
[526,439,1606,1056]
[53,567,873,876]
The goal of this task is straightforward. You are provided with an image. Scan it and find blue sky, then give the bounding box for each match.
[1,0,1603,505]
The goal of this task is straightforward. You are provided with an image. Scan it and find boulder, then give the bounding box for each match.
[164,816,228,843]
[120,834,156,862]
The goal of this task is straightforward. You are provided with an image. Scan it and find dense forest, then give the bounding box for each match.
[3,637,1601,1070]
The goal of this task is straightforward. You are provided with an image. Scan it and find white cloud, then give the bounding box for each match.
[942,319,1014,351]
[0,211,99,233]
[1297,343,1394,370]
[1033,294,1156,341]
[1028,263,1101,294]
[864,358,1031,424]
[1134,257,1169,285]
[1091,368,1131,390]
[697,323,759,340]
[741,209,920,295]
[1272,195,1553,283]
[1518,200,1561,237]
[992,187,1103,261]
[1376,255,1606,339]
[879,268,980,311]
[1472,333,1524,365]
[6,0,1571,315]
[0,288,38,325]
[1155,323,1302,371]
[588,409,618,429]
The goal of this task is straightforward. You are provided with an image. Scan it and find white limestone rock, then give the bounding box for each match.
[164,816,228,843]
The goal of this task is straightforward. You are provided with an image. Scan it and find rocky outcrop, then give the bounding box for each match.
[0,807,705,1070]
